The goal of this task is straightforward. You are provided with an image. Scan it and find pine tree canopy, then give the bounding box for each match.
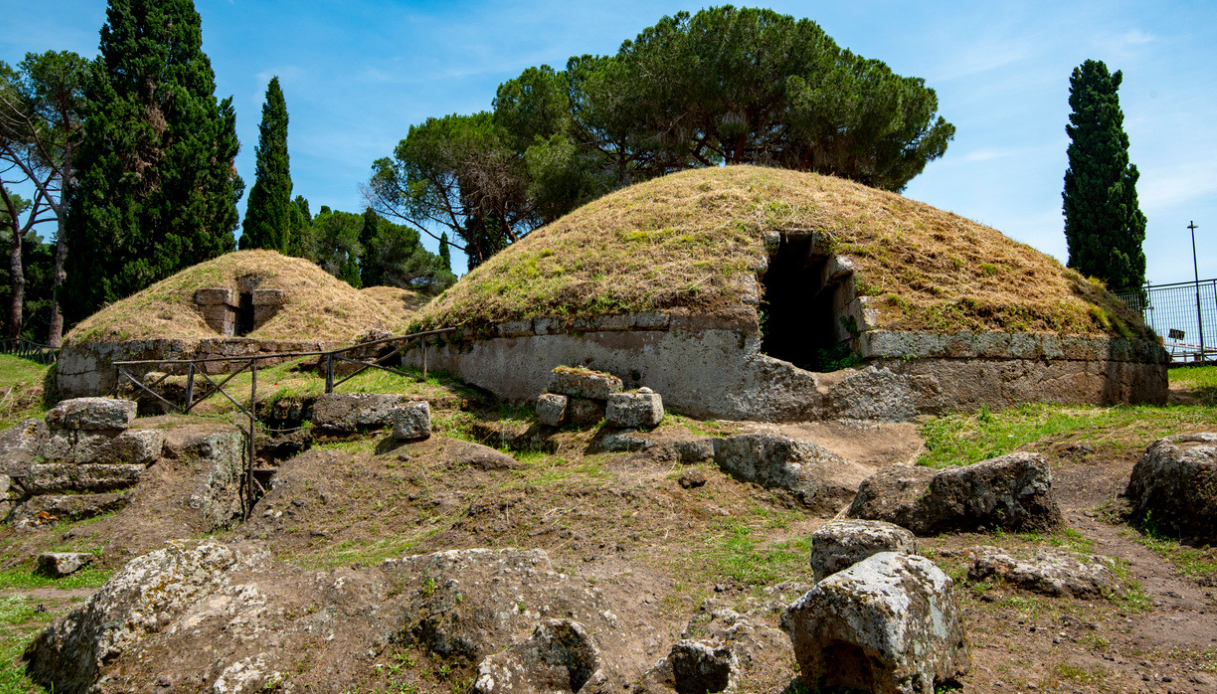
[1062,59,1146,291]
[66,0,242,321]
[240,76,291,252]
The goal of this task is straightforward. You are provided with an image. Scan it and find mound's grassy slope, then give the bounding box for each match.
[67,250,399,344]
[413,165,1151,340]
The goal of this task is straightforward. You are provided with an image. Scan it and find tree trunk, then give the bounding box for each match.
[47,211,67,348]
[9,228,23,340]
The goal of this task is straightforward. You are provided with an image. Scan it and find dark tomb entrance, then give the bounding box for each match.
[236,292,255,336]
[759,235,840,370]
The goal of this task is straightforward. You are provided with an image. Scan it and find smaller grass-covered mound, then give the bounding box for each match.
[412,165,1151,341]
[67,250,398,344]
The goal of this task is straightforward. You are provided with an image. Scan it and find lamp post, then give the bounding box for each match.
[1189,221,1205,361]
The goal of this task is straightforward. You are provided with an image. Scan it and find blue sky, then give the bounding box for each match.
[2,0,1215,283]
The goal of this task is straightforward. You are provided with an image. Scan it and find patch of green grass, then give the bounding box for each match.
[0,567,112,592]
[694,519,810,587]
[0,595,64,694]
[1129,531,1217,579]
[917,403,1217,467]
[1052,662,1106,684]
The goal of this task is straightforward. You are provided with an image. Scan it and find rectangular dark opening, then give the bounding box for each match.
[759,236,837,370]
[236,292,254,336]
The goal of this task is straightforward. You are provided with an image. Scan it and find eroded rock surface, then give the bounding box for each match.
[784,552,970,694]
[605,389,664,429]
[392,401,431,441]
[44,397,136,431]
[547,368,623,401]
[847,453,1062,534]
[25,543,644,694]
[963,546,1117,598]
[811,520,918,582]
[713,432,872,512]
[311,393,408,433]
[1126,433,1217,543]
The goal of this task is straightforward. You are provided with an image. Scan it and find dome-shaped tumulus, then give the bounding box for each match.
[413,165,1149,342]
[66,250,416,345]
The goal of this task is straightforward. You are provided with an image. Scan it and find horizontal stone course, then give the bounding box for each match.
[859,329,1167,364]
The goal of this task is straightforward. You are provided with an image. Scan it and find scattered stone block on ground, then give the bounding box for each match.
[605,388,664,428]
[311,393,406,432]
[784,552,971,694]
[678,469,706,489]
[567,398,605,425]
[847,452,1063,534]
[713,432,872,512]
[811,519,918,582]
[37,552,93,577]
[1125,432,1217,543]
[45,398,136,431]
[546,367,623,401]
[535,393,568,427]
[963,546,1117,598]
[392,401,431,441]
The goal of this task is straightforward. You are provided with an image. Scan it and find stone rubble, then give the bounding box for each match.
[847,452,1063,534]
[1125,432,1217,543]
[784,552,971,694]
[963,546,1117,598]
[37,552,94,577]
[536,367,664,429]
[391,401,432,441]
[811,519,918,582]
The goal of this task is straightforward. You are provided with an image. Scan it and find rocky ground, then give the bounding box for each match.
[0,373,1213,694]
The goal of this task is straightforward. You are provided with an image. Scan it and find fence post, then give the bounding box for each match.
[422,337,428,381]
[185,363,195,411]
[248,359,256,519]
[325,354,334,393]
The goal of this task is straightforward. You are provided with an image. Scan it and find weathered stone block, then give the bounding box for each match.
[0,418,48,475]
[312,393,406,432]
[38,552,93,577]
[45,398,136,431]
[1125,433,1217,543]
[546,367,622,401]
[72,429,164,466]
[847,452,1062,535]
[605,389,663,428]
[392,401,431,441]
[26,464,145,495]
[963,546,1116,598]
[193,287,231,306]
[712,433,872,513]
[251,288,283,306]
[567,398,604,425]
[784,552,970,694]
[11,493,129,527]
[811,520,918,582]
[535,393,568,427]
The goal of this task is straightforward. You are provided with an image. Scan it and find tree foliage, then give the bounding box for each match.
[366,6,953,268]
[65,0,243,322]
[1062,59,1146,290]
[240,76,292,252]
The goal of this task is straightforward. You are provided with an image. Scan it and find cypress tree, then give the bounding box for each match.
[438,232,452,272]
[66,0,242,321]
[1062,60,1146,290]
[240,76,291,252]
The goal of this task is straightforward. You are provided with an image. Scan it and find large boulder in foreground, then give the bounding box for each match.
[24,543,650,694]
[784,552,970,694]
[1125,433,1217,543]
[846,452,1062,534]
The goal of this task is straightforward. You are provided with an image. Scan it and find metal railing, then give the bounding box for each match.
[0,338,57,365]
[110,327,455,517]
[1115,280,1217,363]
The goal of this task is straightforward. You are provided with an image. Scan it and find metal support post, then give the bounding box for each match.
[1189,221,1205,361]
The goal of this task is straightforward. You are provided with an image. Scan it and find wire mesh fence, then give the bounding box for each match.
[1115,279,1217,363]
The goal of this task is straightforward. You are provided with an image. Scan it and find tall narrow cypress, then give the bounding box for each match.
[1062,60,1146,290]
[240,76,291,252]
[66,0,242,321]
[438,232,452,272]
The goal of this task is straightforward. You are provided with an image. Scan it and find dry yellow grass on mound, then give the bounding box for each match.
[413,165,1151,340]
[359,286,430,326]
[66,250,399,344]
